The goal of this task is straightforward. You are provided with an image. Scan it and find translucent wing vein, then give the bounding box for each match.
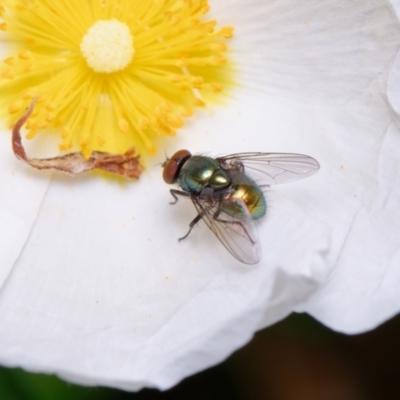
[217,152,320,185]
[191,198,261,265]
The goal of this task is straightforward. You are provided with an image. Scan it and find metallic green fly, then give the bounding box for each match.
[163,150,319,264]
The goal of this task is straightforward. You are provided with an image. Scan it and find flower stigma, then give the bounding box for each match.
[80,20,135,73]
[0,0,234,164]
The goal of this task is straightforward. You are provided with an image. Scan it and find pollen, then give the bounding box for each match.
[0,0,235,161]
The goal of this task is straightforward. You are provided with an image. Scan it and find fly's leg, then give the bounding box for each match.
[169,189,205,241]
[213,208,235,224]
[179,212,205,241]
[169,189,189,205]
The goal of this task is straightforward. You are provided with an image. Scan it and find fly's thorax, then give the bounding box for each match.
[220,173,266,220]
[179,155,230,193]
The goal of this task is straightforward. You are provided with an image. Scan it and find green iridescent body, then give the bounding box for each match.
[178,155,266,220]
[179,156,230,192]
[220,172,266,220]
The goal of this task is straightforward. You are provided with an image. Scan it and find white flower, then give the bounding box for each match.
[0,0,399,391]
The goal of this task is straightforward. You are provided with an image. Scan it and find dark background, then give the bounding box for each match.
[1,312,399,400]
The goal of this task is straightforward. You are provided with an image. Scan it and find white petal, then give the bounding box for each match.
[215,0,400,333]
[390,0,400,21]
[302,120,400,333]
[214,0,399,103]
[0,133,50,286]
[0,166,327,390]
[387,0,400,114]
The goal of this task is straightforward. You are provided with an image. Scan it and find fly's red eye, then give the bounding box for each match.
[163,159,179,184]
[162,149,191,184]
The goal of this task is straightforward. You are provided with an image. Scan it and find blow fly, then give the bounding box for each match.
[162,150,319,264]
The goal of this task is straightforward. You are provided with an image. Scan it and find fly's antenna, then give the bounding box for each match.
[157,151,169,168]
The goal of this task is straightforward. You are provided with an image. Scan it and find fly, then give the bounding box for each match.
[162,150,319,264]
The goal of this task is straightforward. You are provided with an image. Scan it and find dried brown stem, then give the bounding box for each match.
[12,98,143,179]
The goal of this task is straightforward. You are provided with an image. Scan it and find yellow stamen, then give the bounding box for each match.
[118,118,129,133]
[26,129,37,139]
[18,50,32,60]
[8,99,23,114]
[4,56,15,65]
[0,0,235,161]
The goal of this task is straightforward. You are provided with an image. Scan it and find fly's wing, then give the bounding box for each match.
[216,153,320,185]
[192,198,261,265]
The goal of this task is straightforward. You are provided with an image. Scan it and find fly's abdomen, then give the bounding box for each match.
[220,174,266,220]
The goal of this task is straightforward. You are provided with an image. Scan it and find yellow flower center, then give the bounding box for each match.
[0,0,235,161]
[80,20,135,73]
